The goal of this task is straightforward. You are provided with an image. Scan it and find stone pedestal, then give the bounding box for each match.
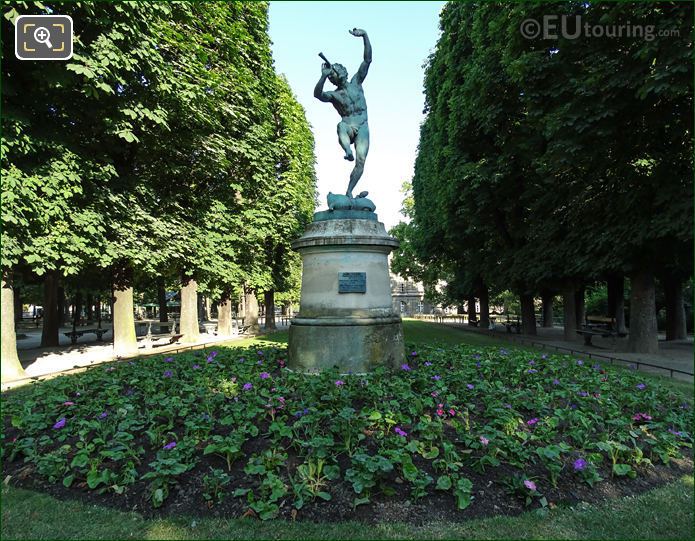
[288,212,404,373]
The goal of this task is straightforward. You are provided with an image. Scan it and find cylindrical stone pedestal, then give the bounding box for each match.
[288,213,404,373]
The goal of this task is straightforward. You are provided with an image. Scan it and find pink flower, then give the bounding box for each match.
[448,408,456,416]
[480,436,489,446]
[524,479,536,491]
[335,380,345,387]
[63,401,75,406]
[394,427,408,437]
[527,418,539,426]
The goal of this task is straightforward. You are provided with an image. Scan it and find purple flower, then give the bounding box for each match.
[528,360,535,366]
[335,380,345,387]
[401,363,411,371]
[431,391,438,397]
[504,403,512,409]
[592,364,601,370]
[432,375,441,381]
[164,357,173,363]
[527,369,537,374]
[209,351,218,358]
[98,411,108,420]
[256,350,264,356]
[480,436,489,446]
[576,360,584,366]
[541,354,548,360]
[239,357,246,363]
[243,383,253,391]
[394,427,408,437]
[632,412,652,422]
[52,418,66,430]
[476,361,481,368]
[527,418,539,426]
[260,372,270,380]
[466,384,474,390]
[570,403,577,409]
[578,391,589,397]
[523,479,537,491]
[636,383,646,390]
[424,361,432,367]
[668,428,683,437]
[573,458,587,471]
[163,370,173,378]
[192,364,201,370]
[552,379,560,385]
[499,349,509,356]
[410,351,418,357]
[163,441,177,450]
[257,360,263,365]
[75,392,81,397]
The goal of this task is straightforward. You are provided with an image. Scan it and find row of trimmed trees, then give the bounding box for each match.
[1,2,316,381]
[391,1,692,353]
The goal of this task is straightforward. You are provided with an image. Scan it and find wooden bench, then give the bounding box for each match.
[576,327,616,346]
[63,328,110,345]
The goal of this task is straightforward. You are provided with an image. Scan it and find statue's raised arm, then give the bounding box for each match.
[349,28,371,84]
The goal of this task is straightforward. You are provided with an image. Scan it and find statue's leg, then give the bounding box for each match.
[346,125,369,198]
[337,122,354,161]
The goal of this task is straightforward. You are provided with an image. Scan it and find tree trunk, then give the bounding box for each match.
[281,303,288,316]
[157,279,168,333]
[663,278,687,341]
[467,296,477,325]
[57,285,68,326]
[607,274,627,334]
[627,270,659,353]
[574,287,585,327]
[112,278,137,357]
[95,297,102,329]
[13,283,22,323]
[74,291,83,327]
[264,290,277,330]
[562,284,577,341]
[541,291,554,327]
[245,289,260,332]
[180,276,200,343]
[86,293,93,322]
[2,272,26,382]
[217,291,233,336]
[40,270,60,347]
[520,293,537,335]
[456,304,464,315]
[478,286,490,329]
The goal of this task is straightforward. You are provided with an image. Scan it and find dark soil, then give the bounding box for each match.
[3,439,692,525]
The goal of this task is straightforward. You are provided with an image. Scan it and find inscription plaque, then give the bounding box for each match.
[338,272,366,294]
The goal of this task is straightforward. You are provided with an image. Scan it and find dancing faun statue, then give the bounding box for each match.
[314,28,372,201]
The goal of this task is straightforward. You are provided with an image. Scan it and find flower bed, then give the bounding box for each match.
[2,344,692,522]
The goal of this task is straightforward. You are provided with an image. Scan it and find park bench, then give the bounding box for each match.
[576,326,616,346]
[238,324,252,335]
[63,328,110,345]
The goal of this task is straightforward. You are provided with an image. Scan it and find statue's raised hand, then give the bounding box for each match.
[349,28,366,37]
[321,63,332,77]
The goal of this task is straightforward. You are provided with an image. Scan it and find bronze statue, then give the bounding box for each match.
[315,28,371,200]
